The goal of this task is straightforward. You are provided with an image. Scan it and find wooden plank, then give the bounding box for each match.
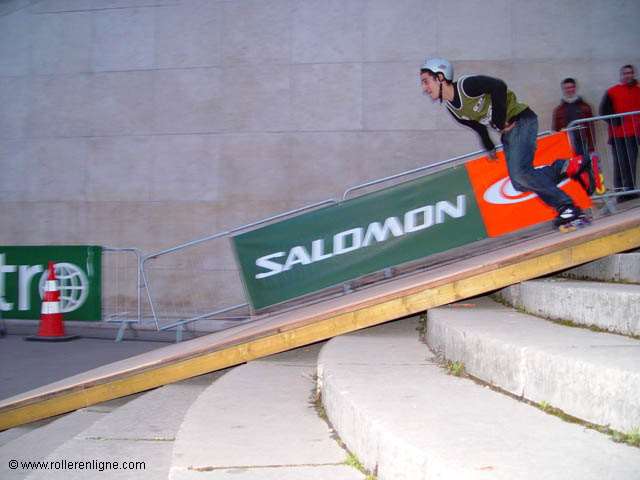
[1,209,639,430]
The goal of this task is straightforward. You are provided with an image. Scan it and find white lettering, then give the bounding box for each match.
[0,254,17,311]
[255,252,286,279]
[333,228,364,255]
[284,246,312,271]
[253,195,469,280]
[404,205,434,233]
[436,195,466,223]
[311,239,333,262]
[363,217,404,246]
[19,264,44,311]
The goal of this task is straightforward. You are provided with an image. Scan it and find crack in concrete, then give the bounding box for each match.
[188,462,345,472]
[83,436,175,442]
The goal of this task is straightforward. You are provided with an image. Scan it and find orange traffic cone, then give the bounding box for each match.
[26,261,79,342]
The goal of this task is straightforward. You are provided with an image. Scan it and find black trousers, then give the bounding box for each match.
[610,136,639,200]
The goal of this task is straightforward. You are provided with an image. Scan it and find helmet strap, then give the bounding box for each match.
[438,80,443,104]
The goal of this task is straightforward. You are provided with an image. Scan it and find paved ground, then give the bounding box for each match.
[0,333,169,400]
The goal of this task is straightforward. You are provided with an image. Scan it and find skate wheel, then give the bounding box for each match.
[559,225,577,233]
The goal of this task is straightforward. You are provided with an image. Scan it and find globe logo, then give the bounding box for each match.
[38,262,89,313]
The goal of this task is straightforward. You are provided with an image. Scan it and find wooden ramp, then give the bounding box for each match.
[1,208,639,431]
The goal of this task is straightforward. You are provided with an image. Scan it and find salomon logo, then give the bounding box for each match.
[255,195,468,279]
[484,174,570,205]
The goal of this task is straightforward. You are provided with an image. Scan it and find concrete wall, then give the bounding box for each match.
[1,0,639,311]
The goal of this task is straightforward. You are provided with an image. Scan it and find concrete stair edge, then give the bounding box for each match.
[0,373,224,480]
[169,347,366,480]
[317,318,640,480]
[559,252,640,283]
[426,297,640,433]
[495,277,640,337]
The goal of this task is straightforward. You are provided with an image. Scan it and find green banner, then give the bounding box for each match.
[233,167,487,310]
[0,246,102,321]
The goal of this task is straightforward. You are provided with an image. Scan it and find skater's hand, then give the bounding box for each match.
[487,149,498,161]
[501,121,516,134]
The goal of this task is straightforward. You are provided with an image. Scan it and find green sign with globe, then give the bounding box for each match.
[0,246,102,321]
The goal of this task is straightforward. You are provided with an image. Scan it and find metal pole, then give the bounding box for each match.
[342,131,554,200]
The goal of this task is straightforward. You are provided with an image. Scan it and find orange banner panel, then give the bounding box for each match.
[465,132,592,237]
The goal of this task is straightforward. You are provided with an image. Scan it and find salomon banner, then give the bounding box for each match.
[234,132,589,311]
[233,167,487,310]
[0,246,102,321]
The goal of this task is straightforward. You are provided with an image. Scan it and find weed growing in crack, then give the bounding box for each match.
[538,401,553,413]
[416,312,428,342]
[446,360,465,377]
[612,427,640,447]
[345,452,377,480]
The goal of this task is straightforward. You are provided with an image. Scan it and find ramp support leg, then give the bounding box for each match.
[115,321,130,343]
[602,196,617,215]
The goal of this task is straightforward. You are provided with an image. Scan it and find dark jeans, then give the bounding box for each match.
[570,129,589,158]
[610,136,639,199]
[501,113,573,213]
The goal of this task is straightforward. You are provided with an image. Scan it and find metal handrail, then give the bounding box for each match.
[141,129,566,335]
[143,199,338,260]
[342,130,553,200]
[158,303,249,332]
[142,199,338,331]
[567,110,640,127]
[567,110,640,202]
[141,112,638,337]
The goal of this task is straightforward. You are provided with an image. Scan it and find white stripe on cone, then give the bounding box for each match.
[45,280,58,292]
[41,301,61,315]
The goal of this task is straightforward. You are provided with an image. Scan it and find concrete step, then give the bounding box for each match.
[318,316,640,480]
[0,396,138,480]
[0,417,55,448]
[170,344,365,480]
[496,277,640,336]
[7,373,223,480]
[426,297,640,432]
[560,251,640,283]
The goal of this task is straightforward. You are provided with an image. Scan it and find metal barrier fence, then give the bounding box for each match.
[140,112,639,340]
[141,201,336,338]
[139,133,549,339]
[102,247,144,341]
[142,146,511,338]
[568,110,640,205]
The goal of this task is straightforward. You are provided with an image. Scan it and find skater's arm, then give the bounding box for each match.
[461,75,508,130]
[447,110,496,152]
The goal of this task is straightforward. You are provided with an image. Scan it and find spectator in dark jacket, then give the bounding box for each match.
[552,78,594,157]
[599,65,640,202]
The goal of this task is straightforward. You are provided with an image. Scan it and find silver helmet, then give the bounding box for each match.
[420,57,453,82]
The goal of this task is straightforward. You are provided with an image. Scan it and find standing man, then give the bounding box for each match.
[419,57,595,230]
[599,64,640,203]
[552,78,594,158]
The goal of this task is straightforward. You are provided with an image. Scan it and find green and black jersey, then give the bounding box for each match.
[446,75,532,151]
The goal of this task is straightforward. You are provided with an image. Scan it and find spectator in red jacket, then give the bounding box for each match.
[599,65,640,203]
[552,78,594,157]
